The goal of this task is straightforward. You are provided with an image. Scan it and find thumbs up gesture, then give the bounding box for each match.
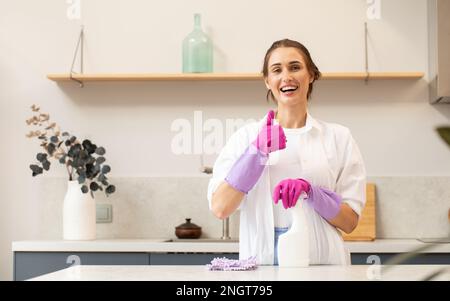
[253,110,286,155]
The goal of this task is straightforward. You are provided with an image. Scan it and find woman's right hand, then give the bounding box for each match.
[224,110,286,195]
[253,110,286,155]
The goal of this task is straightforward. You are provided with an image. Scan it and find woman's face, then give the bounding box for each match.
[264,47,312,106]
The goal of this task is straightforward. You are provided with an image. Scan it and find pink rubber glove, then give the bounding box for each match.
[252,110,286,155]
[272,178,342,221]
[225,110,286,194]
[272,178,310,209]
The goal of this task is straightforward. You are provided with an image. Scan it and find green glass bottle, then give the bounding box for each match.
[182,14,213,73]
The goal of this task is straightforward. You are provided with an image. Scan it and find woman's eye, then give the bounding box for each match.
[272,68,281,73]
[291,65,301,71]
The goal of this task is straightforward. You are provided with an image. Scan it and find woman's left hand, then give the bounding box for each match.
[272,178,310,209]
[273,178,357,232]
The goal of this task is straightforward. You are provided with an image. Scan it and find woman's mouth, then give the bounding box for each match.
[279,85,299,96]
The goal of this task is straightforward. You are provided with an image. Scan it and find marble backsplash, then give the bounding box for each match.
[33,176,450,240]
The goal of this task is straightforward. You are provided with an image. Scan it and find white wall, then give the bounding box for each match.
[1,0,449,280]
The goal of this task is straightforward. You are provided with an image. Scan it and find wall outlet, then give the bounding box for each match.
[96,204,112,223]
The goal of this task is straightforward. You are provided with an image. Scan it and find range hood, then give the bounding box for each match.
[428,0,450,104]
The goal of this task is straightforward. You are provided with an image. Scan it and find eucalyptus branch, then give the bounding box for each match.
[26,104,116,197]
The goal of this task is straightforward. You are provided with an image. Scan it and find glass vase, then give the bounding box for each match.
[182,13,213,73]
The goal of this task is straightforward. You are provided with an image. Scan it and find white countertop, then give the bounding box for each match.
[29,264,450,281]
[12,239,450,253]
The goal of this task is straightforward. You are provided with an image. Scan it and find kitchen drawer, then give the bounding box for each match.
[14,252,149,281]
[149,253,239,265]
[351,253,450,265]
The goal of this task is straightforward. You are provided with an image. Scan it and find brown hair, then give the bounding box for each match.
[262,39,321,102]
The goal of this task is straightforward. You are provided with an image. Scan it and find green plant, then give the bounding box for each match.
[26,104,116,197]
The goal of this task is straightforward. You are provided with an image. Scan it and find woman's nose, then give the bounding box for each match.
[281,73,293,82]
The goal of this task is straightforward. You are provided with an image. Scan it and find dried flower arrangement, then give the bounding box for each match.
[26,104,116,197]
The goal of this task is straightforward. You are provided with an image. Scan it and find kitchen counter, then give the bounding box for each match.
[12,239,450,253]
[29,264,450,281]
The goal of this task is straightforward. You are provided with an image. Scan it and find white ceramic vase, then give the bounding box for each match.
[277,200,310,267]
[63,181,96,240]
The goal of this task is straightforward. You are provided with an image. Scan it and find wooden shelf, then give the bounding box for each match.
[320,72,424,80]
[47,73,261,81]
[47,72,424,82]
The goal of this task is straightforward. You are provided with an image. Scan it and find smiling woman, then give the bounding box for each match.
[208,39,366,266]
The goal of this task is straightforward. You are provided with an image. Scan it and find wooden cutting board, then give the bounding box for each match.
[341,183,376,241]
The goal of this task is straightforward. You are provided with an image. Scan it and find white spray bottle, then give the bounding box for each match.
[277,192,310,267]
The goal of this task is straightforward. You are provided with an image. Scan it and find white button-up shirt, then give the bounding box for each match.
[207,112,366,265]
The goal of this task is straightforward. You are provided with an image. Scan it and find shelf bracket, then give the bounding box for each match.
[364,22,370,84]
[69,25,84,87]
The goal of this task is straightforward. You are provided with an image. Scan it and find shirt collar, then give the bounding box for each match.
[305,113,322,132]
[259,111,322,132]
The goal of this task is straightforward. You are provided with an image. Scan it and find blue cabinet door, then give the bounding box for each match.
[14,252,149,281]
[351,253,450,265]
[150,253,239,265]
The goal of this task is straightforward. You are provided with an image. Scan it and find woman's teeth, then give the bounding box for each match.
[280,86,298,92]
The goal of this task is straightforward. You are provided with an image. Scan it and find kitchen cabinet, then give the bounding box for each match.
[14,252,149,281]
[150,253,239,265]
[13,251,238,281]
[351,253,450,265]
[14,251,450,280]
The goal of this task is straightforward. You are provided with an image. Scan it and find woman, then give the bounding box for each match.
[207,39,366,265]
